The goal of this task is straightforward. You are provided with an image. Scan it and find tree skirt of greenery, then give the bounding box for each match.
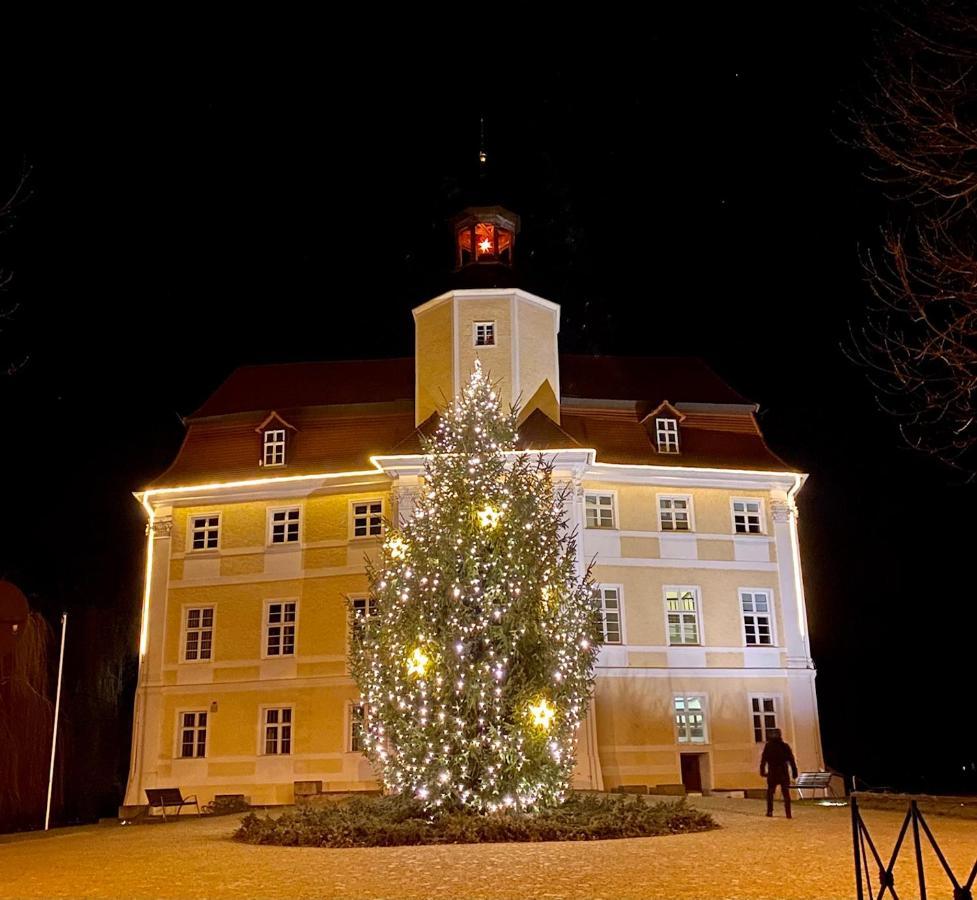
[233,794,717,848]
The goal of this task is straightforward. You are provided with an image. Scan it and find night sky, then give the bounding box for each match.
[2,12,974,821]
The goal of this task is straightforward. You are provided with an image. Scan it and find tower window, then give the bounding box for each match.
[656,418,680,453]
[453,208,518,268]
[474,322,496,347]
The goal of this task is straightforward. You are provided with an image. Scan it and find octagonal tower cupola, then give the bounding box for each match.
[452,205,520,270]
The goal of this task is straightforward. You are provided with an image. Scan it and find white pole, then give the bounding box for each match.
[44,613,67,831]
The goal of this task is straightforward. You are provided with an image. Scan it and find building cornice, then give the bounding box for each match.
[411,288,561,330]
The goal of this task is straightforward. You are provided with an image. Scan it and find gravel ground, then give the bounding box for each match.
[1,797,974,899]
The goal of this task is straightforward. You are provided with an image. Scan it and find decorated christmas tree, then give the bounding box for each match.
[349,362,601,813]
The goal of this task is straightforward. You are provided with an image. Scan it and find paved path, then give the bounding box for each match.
[1,798,974,899]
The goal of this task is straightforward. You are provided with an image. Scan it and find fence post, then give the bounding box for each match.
[910,800,927,900]
[851,795,864,900]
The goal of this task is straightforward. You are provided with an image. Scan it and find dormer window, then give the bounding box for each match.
[656,418,680,454]
[474,321,496,347]
[263,429,286,467]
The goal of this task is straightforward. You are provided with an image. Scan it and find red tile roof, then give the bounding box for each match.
[148,356,791,488]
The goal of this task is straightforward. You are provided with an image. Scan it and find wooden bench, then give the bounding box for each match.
[794,771,835,799]
[145,787,201,821]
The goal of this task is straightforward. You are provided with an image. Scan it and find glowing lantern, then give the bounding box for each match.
[528,698,556,730]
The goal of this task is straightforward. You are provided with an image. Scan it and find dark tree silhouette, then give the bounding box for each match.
[850,4,977,474]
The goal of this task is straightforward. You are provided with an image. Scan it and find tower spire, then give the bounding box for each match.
[479,116,487,167]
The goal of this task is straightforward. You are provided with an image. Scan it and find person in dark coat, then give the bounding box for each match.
[760,729,798,818]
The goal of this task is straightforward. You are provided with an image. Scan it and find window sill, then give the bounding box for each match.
[187,549,221,557]
[267,541,302,551]
[349,535,384,542]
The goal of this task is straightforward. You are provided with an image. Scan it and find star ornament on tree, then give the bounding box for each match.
[476,505,502,529]
[528,698,556,730]
[386,537,408,560]
[406,647,430,677]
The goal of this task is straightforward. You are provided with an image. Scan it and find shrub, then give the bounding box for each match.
[233,793,716,848]
[204,795,251,816]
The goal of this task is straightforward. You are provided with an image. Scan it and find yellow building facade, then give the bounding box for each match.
[124,210,822,809]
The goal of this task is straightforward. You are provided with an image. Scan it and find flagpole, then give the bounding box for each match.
[45,612,66,831]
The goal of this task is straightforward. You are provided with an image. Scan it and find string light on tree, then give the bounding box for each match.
[349,361,602,813]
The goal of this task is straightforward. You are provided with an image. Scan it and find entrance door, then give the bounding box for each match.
[680,753,703,793]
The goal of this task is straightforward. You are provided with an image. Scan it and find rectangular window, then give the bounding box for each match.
[266,601,297,657]
[350,595,379,638]
[351,500,384,539]
[598,586,622,644]
[190,515,220,551]
[658,496,692,532]
[666,589,700,645]
[263,429,286,467]
[183,607,214,661]
[350,703,365,752]
[751,696,778,743]
[270,508,300,544]
[656,418,680,453]
[264,707,292,755]
[674,695,707,744]
[584,493,615,529]
[733,499,763,534]
[741,590,773,646]
[179,711,207,758]
[474,321,496,346]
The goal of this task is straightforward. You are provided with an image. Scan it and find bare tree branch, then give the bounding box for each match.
[849,2,977,475]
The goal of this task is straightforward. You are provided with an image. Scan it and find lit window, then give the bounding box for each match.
[351,501,383,538]
[751,696,778,743]
[266,601,297,657]
[183,607,214,661]
[263,429,286,467]
[733,499,763,534]
[674,695,707,744]
[350,703,366,752]
[179,711,207,758]
[666,589,700,645]
[474,321,496,347]
[584,493,615,529]
[656,418,680,453]
[599,587,622,644]
[659,496,692,532]
[741,590,773,646]
[263,707,292,755]
[190,515,220,551]
[270,508,300,544]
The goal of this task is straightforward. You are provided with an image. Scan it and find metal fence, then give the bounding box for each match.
[850,795,977,899]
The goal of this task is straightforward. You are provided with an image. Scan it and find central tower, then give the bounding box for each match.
[413,204,561,426]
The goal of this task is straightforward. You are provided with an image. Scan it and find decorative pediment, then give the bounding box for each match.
[637,400,686,424]
[254,411,298,434]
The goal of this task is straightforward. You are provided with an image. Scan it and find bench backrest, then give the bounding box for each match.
[146,787,186,806]
[795,772,832,787]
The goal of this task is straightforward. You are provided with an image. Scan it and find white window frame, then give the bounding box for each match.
[731,497,765,535]
[349,593,379,634]
[664,586,702,646]
[181,604,215,663]
[260,705,294,756]
[584,491,617,530]
[657,494,694,532]
[748,694,781,744]
[347,701,367,753]
[656,417,680,453]
[673,693,709,744]
[349,498,385,540]
[473,320,496,347]
[263,599,299,659]
[262,428,286,467]
[739,588,777,647]
[188,512,221,552]
[176,709,208,759]
[597,585,624,645]
[267,506,301,546]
